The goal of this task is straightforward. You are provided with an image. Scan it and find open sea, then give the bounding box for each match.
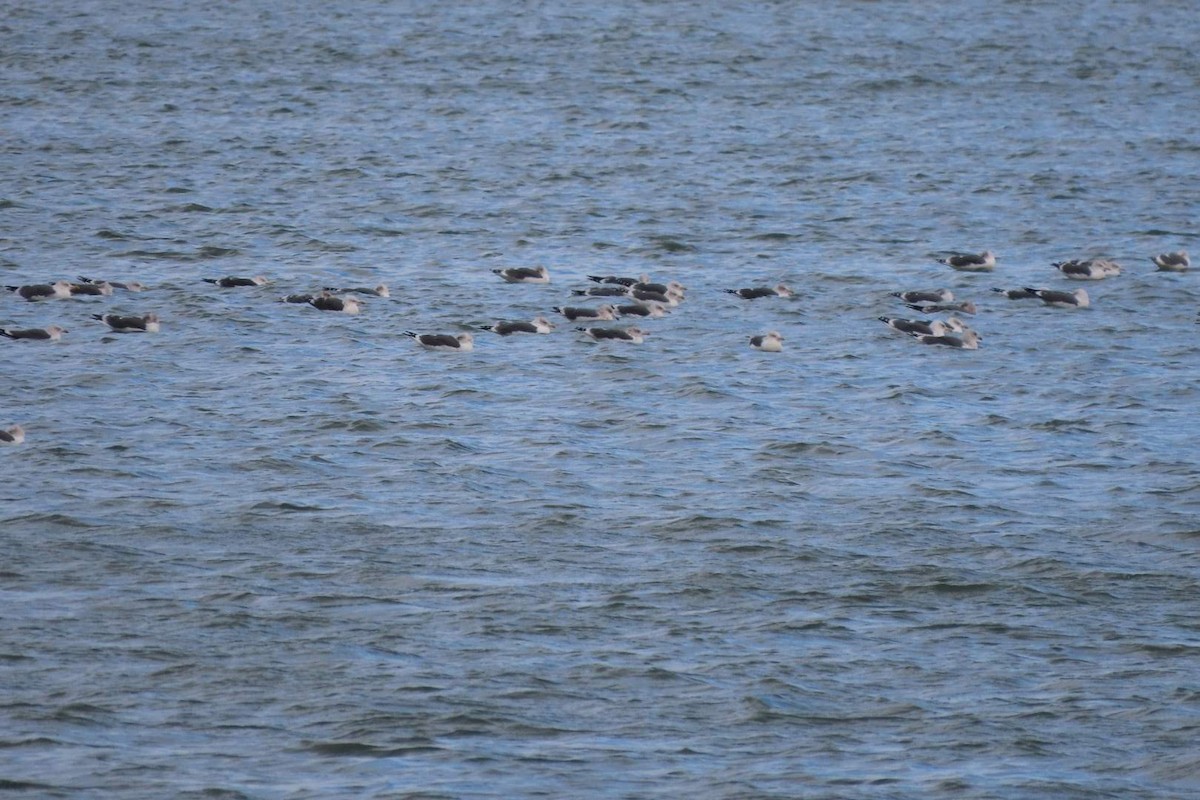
[2,1,1199,797]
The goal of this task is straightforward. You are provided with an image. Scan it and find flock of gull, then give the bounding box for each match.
[0,248,1191,445]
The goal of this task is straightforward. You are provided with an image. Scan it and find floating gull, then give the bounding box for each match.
[891,288,953,304]
[324,283,389,297]
[1151,251,1190,272]
[630,286,684,306]
[588,273,650,287]
[1025,287,1090,308]
[725,284,794,299]
[93,312,161,333]
[936,251,996,271]
[492,266,549,284]
[1,325,68,341]
[553,304,620,321]
[280,293,316,304]
[991,287,1038,300]
[1053,259,1120,280]
[203,275,268,287]
[0,424,25,445]
[78,276,147,292]
[308,293,362,314]
[909,329,982,349]
[905,300,977,314]
[878,316,965,336]
[572,286,629,298]
[749,331,784,352]
[404,330,474,351]
[479,316,555,335]
[633,279,686,295]
[615,303,668,318]
[6,281,73,301]
[575,325,646,343]
[69,281,113,297]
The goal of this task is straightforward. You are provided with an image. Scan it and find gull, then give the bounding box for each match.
[6,281,73,301]
[492,266,549,283]
[1,325,68,341]
[1151,251,1189,272]
[203,275,268,287]
[749,331,784,352]
[575,325,647,343]
[404,331,474,351]
[936,250,996,271]
[1024,287,1089,308]
[725,284,794,299]
[93,313,161,332]
[479,316,555,335]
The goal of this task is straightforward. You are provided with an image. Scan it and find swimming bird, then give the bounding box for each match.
[280,293,316,304]
[937,250,996,271]
[725,284,794,299]
[633,279,686,295]
[1,325,68,341]
[571,286,630,298]
[991,287,1039,300]
[1151,251,1189,272]
[891,288,953,304]
[479,316,555,335]
[69,281,114,297]
[492,266,549,284]
[905,300,977,314]
[0,424,25,445]
[909,329,982,349]
[749,331,784,352]
[92,312,161,333]
[323,283,389,297]
[308,293,362,314]
[1024,287,1090,308]
[77,276,147,291]
[6,281,73,301]
[553,304,620,321]
[615,303,668,318]
[575,325,646,343]
[1053,259,1120,280]
[878,316,964,336]
[630,286,684,306]
[203,275,268,287]
[588,273,650,287]
[403,330,474,351]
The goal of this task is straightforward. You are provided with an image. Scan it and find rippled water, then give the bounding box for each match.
[3,1,1199,797]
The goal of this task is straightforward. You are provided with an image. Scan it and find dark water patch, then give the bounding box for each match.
[303,740,443,757]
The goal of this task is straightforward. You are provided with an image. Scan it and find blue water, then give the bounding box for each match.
[2,1,1198,797]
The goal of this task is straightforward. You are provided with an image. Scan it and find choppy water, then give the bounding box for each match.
[3,1,1199,797]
